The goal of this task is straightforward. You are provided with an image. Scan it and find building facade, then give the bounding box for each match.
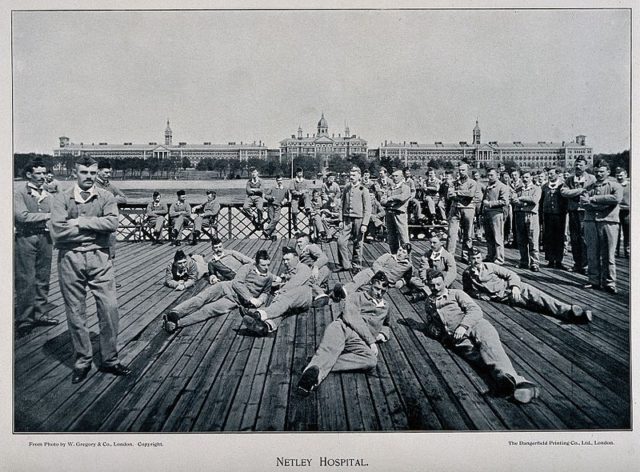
[377,121,593,169]
[279,114,368,163]
[54,121,268,165]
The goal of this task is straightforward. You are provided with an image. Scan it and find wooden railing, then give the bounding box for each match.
[116,202,310,241]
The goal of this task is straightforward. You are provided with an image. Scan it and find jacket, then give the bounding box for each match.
[423,289,483,343]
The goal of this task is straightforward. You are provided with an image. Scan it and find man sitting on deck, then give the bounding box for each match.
[462,248,592,324]
[243,246,329,336]
[297,271,391,395]
[207,237,254,285]
[422,268,539,404]
[295,232,330,290]
[410,232,457,302]
[162,250,276,333]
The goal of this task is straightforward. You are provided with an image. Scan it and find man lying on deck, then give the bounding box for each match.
[207,237,254,285]
[331,243,416,302]
[294,232,330,290]
[243,246,329,336]
[162,250,276,333]
[422,268,539,404]
[462,248,592,324]
[410,232,457,302]
[164,250,208,290]
[297,271,391,396]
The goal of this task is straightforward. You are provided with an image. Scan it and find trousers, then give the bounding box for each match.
[504,282,574,320]
[15,233,53,326]
[58,248,120,370]
[568,210,587,270]
[515,212,540,267]
[263,205,283,237]
[453,319,525,386]
[584,221,618,289]
[263,285,313,330]
[147,215,165,234]
[385,212,409,255]
[305,318,378,385]
[447,207,475,259]
[337,216,364,270]
[543,213,566,264]
[483,212,505,264]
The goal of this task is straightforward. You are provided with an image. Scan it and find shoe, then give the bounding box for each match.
[493,260,504,266]
[71,365,91,384]
[32,317,59,327]
[190,238,198,246]
[530,266,540,272]
[297,366,320,396]
[570,305,592,324]
[162,313,179,333]
[583,283,600,290]
[331,283,348,301]
[350,267,361,276]
[483,258,494,263]
[495,373,516,397]
[245,309,264,322]
[571,266,586,275]
[604,286,618,295]
[243,316,271,336]
[312,293,330,308]
[100,363,132,376]
[270,236,277,242]
[546,261,555,268]
[513,381,540,404]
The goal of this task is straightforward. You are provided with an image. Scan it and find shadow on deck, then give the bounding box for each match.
[14,238,631,432]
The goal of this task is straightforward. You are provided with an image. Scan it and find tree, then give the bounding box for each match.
[594,150,629,172]
[181,157,191,169]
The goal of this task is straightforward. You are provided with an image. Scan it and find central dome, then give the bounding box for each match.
[318,113,328,128]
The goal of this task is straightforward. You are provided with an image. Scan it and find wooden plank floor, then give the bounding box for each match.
[14,237,630,432]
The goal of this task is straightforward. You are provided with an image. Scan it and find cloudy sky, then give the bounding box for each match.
[12,8,630,154]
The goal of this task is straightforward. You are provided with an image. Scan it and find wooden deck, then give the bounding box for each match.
[14,238,630,432]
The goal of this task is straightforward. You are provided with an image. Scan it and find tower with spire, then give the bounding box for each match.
[317,113,328,136]
[165,119,173,146]
[473,120,481,145]
[297,124,303,139]
[344,121,350,137]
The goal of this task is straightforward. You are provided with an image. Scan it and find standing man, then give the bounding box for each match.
[95,159,127,260]
[462,248,592,323]
[263,175,288,241]
[49,156,131,384]
[169,190,192,246]
[191,190,221,244]
[541,168,568,269]
[482,168,509,265]
[289,167,310,232]
[560,157,595,274]
[446,162,478,262]
[582,160,623,294]
[422,269,539,404]
[242,167,264,229]
[382,169,411,254]
[337,166,371,273]
[404,168,422,223]
[615,167,630,258]
[297,271,391,396]
[14,159,59,335]
[145,191,168,244]
[507,169,522,248]
[513,170,542,271]
[373,166,392,202]
[472,170,485,242]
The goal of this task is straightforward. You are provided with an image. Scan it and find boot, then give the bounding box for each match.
[291,213,299,232]
[191,230,200,245]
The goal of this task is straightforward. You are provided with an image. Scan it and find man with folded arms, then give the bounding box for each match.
[512,170,542,271]
[145,191,168,244]
[337,166,371,273]
[162,250,275,333]
[50,156,130,383]
[422,268,539,404]
[446,162,478,262]
[244,247,328,336]
[191,190,221,243]
[541,168,568,269]
[242,167,264,229]
[263,175,288,241]
[462,248,592,323]
[169,190,192,246]
[297,271,391,395]
[381,169,411,255]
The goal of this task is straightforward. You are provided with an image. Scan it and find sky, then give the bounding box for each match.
[12,9,630,154]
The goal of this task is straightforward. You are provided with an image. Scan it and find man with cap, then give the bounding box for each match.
[322,172,341,200]
[411,233,457,301]
[367,186,386,241]
[373,167,392,202]
[446,162,478,262]
[14,158,59,335]
[263,175,288,241]
[49,156,131,384]
[581,160,623,294]
[244,246,329,336]
[95,159,127,260]
[145,191,169,244]
[560,157,596,274]
[295,232,330,289]
[422,268,539,404]
[541,168,568,269]
[169,190,192,246]
[382,169,411,254]
[614,167,630,258]
[482,168,509,265]
[297,271,391,396]
[289,167,310,232]
[164,249,208,290]
[242,167,264,229]
[191,190,221,244]
[462,248,592,323]
[162,250,276,333]
[337,166,372,273]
